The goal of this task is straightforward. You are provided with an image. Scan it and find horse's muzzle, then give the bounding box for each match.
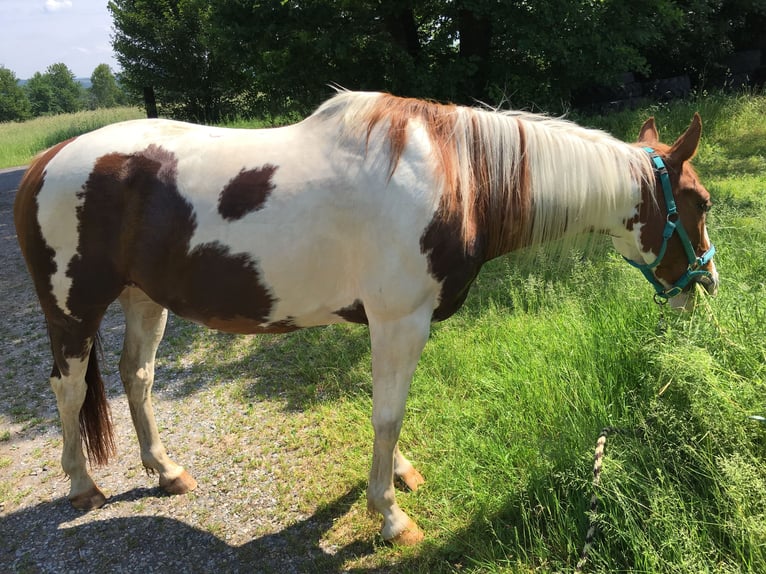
[669,273,718,311]
[694,273,718,297]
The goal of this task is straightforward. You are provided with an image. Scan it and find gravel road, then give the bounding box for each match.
[0,167,392,573]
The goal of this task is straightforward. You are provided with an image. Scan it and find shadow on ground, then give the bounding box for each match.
[0,483,402,573]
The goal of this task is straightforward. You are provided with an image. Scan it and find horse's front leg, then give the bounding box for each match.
[118,287,197,495]
[367,307,431,544]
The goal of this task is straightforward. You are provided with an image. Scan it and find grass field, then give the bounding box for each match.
[3,92,765,572]
[0,107,145,169]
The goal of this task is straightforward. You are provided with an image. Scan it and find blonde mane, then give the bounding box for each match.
[312,91,654,259]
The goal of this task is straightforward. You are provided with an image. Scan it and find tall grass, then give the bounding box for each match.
[0,107,145,169]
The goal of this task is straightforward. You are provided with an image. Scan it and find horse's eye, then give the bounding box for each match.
[699,201,712,213]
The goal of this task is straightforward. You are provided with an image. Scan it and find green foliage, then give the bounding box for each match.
[24,72,55,117]
[0,66,30,122]
[1,62,126,121]
[109,0,766,119]
[109,0,250,122]
[88,64,127,109]
[644,0,766,84]
[24,63,85,116]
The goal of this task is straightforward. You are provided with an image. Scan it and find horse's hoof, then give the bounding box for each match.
[69,486,107,511]
[160,469,198,495]
[398,467,425,491]
[388,519,425,546]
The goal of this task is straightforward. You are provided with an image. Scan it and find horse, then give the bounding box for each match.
[13,91,717,545]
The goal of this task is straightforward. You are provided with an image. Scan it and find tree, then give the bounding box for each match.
[211,0,436,114]
[25,63,84,115]
[0,66,31,122]
[109,0,766,118]
[89,64,126,108]
[25,72,56,116]
[109,0,248,122]
[643,0,766,86]
[46,63,85,113]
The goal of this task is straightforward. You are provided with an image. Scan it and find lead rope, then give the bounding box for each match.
[575,286,722,572]
[574,426,620,574]
[574,299,674,572]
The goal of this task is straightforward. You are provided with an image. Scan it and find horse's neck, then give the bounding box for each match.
[492,167,643,257]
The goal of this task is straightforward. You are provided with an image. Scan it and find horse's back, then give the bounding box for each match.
[15,115,450,332]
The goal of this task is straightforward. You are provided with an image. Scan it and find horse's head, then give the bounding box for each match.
[616,114,718,310]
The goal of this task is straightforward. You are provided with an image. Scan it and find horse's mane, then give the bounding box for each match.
[312,91,654,259]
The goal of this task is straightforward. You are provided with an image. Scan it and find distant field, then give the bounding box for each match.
[0,107,145,169]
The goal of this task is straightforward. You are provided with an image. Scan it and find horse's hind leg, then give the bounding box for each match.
[51,354,103,509]
[118,286,197,495]
[394,444,424,491]
[48,317,115,510]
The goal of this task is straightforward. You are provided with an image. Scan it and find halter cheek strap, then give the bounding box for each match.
[624,147,716,302]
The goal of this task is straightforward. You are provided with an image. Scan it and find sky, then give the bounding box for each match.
[0,0,119,80]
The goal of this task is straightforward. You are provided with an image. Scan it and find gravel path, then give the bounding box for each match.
[0,170,390,573]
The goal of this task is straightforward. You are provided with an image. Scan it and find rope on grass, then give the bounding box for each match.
[574,426,621,574]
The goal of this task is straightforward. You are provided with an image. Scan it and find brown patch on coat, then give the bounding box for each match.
[14,138,77,326]
[420,199,485,322]
[205,316,299,334]
[361,93,534,262]
[218,164,278,221]
[335,299,368,324]
[70,144,280,331]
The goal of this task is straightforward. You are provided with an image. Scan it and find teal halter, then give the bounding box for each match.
[624,147,716,302]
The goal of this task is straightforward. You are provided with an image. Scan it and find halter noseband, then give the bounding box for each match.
[624,147,716,303]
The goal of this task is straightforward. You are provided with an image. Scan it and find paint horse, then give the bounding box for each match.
[14,91,717,544]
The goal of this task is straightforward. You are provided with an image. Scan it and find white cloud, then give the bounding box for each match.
[44,0,73,12]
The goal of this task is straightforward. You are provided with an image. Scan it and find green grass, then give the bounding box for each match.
[399,92,766,573]
[0,107,145,168]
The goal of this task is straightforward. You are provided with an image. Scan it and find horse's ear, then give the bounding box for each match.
[668,113,702,165]
[638,117,659,145]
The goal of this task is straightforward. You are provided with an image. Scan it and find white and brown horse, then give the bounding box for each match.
[14,91,717,544]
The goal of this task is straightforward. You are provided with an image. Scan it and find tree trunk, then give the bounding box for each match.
[143,86,158,118]
[384,6,420,60]
[458,8,492,102]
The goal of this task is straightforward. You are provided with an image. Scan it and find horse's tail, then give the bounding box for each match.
[79,334,116,466]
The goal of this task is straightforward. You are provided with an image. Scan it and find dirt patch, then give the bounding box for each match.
[0,178,393,573]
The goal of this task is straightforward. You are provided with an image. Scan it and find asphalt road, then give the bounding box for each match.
[0,166,25,194]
